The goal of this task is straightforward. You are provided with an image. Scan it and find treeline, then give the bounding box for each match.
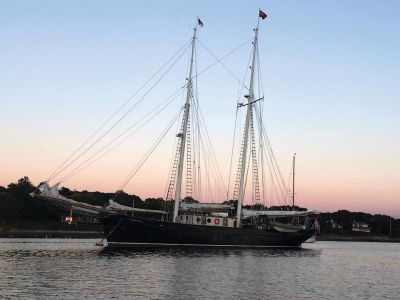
[0,177,62,222]
[0,177,173,222]
[318,210,400,236]
[1,177,399,236]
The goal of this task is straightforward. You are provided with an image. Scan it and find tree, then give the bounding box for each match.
[113,190,143,208]
[223,199,238,207]
[7,176,35,198]
[0,192,21,219]
[5,176,59,221]
[70,191,104,206]
[182,196,199,203]
[59,187,73,198]
[144,197,165,210]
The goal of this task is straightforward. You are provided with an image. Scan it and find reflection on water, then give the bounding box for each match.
[99,246,322,258]
[0,239,399,299]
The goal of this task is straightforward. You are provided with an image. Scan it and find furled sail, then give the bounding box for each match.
[31,183,166,216]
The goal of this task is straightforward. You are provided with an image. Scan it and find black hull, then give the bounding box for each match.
[98,213,316,248]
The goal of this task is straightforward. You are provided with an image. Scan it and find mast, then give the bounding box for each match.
[236,22,259,228]
[173,25,197,222]
[292,153,296,209]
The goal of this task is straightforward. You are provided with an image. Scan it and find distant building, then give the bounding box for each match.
[330,219,342,230]
[60,215,98,224]
[352,220,370,233]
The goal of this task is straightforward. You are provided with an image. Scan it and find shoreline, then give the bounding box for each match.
[1,229,399,243]
[318,233,400,243]
[0,228,103,239]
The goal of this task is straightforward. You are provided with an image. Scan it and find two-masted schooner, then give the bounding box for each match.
[32,11,318,248]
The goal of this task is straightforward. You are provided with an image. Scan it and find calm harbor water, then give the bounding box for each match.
[0,239,399,299]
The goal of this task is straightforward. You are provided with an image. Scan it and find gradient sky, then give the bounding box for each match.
[1,1,399,216]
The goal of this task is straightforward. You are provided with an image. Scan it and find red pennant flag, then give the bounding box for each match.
[259,10,267,20]
[197,17,204,27]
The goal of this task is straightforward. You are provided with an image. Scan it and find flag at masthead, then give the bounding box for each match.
[259,9,267,20]
[197,17,204,27]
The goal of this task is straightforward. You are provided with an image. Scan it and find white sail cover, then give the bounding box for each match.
[242,209,319,217]
[106,200,166,214]
[31,183,166,215]
[31,183,104,215]
[180,203,232,211]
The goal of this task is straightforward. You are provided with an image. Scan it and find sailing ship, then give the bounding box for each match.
[32,11,318,248]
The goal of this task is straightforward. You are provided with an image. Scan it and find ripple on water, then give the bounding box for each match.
[0,239,399,299]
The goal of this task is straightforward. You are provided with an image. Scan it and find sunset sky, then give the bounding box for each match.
[1,1,399,216]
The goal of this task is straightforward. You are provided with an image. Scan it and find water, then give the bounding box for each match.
[0,239,399,299]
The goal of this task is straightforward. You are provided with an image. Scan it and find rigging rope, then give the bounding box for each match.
[226,106,239,200]
[47,40,191,183]
[57,87,185,183]
[194,101,226,200]
[254,105,288,205]
[194,38,252,88]
[227,45,253,201]
[114,108,183,197]
[163,90,185,201]
[192,45,200,200]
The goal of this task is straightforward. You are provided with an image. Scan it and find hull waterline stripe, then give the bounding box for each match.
[106,242,301,248]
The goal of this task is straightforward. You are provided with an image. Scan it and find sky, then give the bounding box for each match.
[1,1,400,216]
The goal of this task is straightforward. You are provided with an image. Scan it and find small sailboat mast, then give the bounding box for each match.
[236,21,259,228]
[173,24,197,222]
[292,153,296,209]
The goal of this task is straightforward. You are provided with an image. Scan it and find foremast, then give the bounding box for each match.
[236,22,259,228]
[173,25,197,222]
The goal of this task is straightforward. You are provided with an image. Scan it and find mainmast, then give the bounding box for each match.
[173,25,197,222]
[236,23,259,228]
